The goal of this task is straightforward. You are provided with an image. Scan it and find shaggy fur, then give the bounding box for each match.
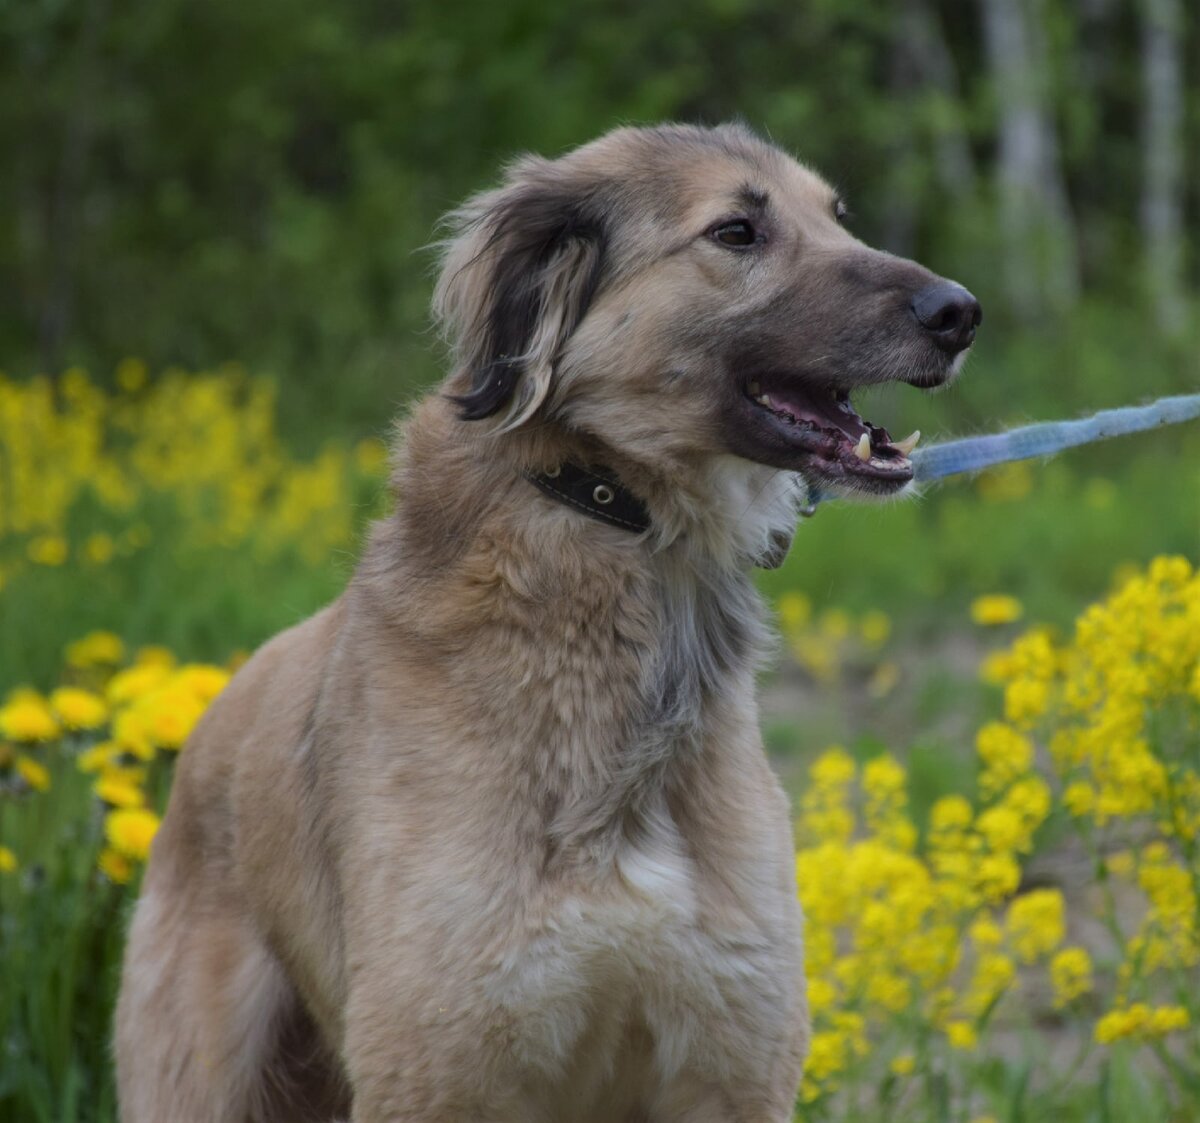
[115,122,971,1122]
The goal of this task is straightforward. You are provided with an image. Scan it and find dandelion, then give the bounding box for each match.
[0,692,61,742]
[97,847,132,884]
[0,846,17,874]
[93,776,145,808]
[65,630,125,668]
[77,741,118,773]
[50,687,108,731]
[104,808,160,861]
[15,755,51,792]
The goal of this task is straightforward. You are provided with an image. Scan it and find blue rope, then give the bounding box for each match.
[911,393,1200,481]
[800,392,1200,513]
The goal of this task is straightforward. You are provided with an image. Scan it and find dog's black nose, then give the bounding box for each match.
[911,282,982,353]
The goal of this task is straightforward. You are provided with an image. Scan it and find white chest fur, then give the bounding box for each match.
[485,803,775,1107]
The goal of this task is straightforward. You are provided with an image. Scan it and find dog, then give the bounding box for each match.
[115,122,979,1122]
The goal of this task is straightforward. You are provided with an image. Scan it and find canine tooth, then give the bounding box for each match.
[854,433,872,461]
[757,394,771,406]
[894,430,921,456]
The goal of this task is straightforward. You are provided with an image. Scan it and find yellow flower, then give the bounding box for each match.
[971,594,1023,626]
[353,435,389,475]
[1096,1003,1190,1044]
[106,663,171,707]
[944,1020,977,1050]
[93,776,145,808]
[1006,889,1065,963]
[0,692,61,742]
[115,356,148,392]
[859,610,891,647]
[65,630,125,668]
[97,846,132,883]
[84,532,116,565]
[975,722,1034,795]
[1049,947,1093,1007]
[777,592,811,631]
[105,808,160,860]
[50,687,108,731]
[111,709,155,760]
[0,846,17,874]
[77,741,118,773]
[27,534,68,566]
[977,460,1033,502]
[964,951,1015,1015]
[135,645,177,669]
[889,1054,916,1077]
[173,664,231,704]
[15,755,51,792]
[141,684,206,750]
[1062,781,1094,818]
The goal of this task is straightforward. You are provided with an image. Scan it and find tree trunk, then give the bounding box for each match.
[978,0,1080,317]
[1138,0,1185,335]
[38,0,108,373]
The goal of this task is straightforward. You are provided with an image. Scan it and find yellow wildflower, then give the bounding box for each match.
[1062,781,1094,817]
[1049,947,1092,1007]
[15,755,51,792]
[0,692,61,742]
[77,741,118,773]
[27,534,68,566]
[106,663,172,707]
[0,846,17,874]
[944,1020,977,1050]
[1096,1003,1190,1044]
[889,1054,916,1077]
[1006,889,1065,963]
[105,808,160,860]
[65,630,125,668]
[50,687,108,731]
[971,594,1023,626]
[84,532,116,565]
[93,776,145,808]
[97,847,132,884]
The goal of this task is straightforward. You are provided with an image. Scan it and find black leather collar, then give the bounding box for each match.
[526,462,650,534]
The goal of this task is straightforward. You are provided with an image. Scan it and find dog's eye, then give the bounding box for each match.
[712,220,758,248]
[833,199,849,224]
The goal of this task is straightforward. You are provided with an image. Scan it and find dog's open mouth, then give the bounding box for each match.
[744,375,919,493]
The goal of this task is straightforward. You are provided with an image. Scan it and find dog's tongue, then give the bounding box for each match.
[748,378,922,465]
[750,382,871,441]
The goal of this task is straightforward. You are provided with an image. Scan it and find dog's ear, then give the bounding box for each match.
[434,158,606,426]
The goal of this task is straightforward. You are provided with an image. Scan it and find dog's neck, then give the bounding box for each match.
[355,397,790,860]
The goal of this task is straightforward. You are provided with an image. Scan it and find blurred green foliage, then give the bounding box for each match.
[4,0,1198,438]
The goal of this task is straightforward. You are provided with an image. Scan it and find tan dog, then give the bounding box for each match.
[115,123,978,1122]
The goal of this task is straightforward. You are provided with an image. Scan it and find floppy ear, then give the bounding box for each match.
[433,157,607,426]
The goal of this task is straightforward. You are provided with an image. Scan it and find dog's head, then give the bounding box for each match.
[435,123,979,502]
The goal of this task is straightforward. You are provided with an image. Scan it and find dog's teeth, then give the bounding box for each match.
[757,394,771,406]
[749,381,761,396]
[894,430,921,456]
[854,433,872,461]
